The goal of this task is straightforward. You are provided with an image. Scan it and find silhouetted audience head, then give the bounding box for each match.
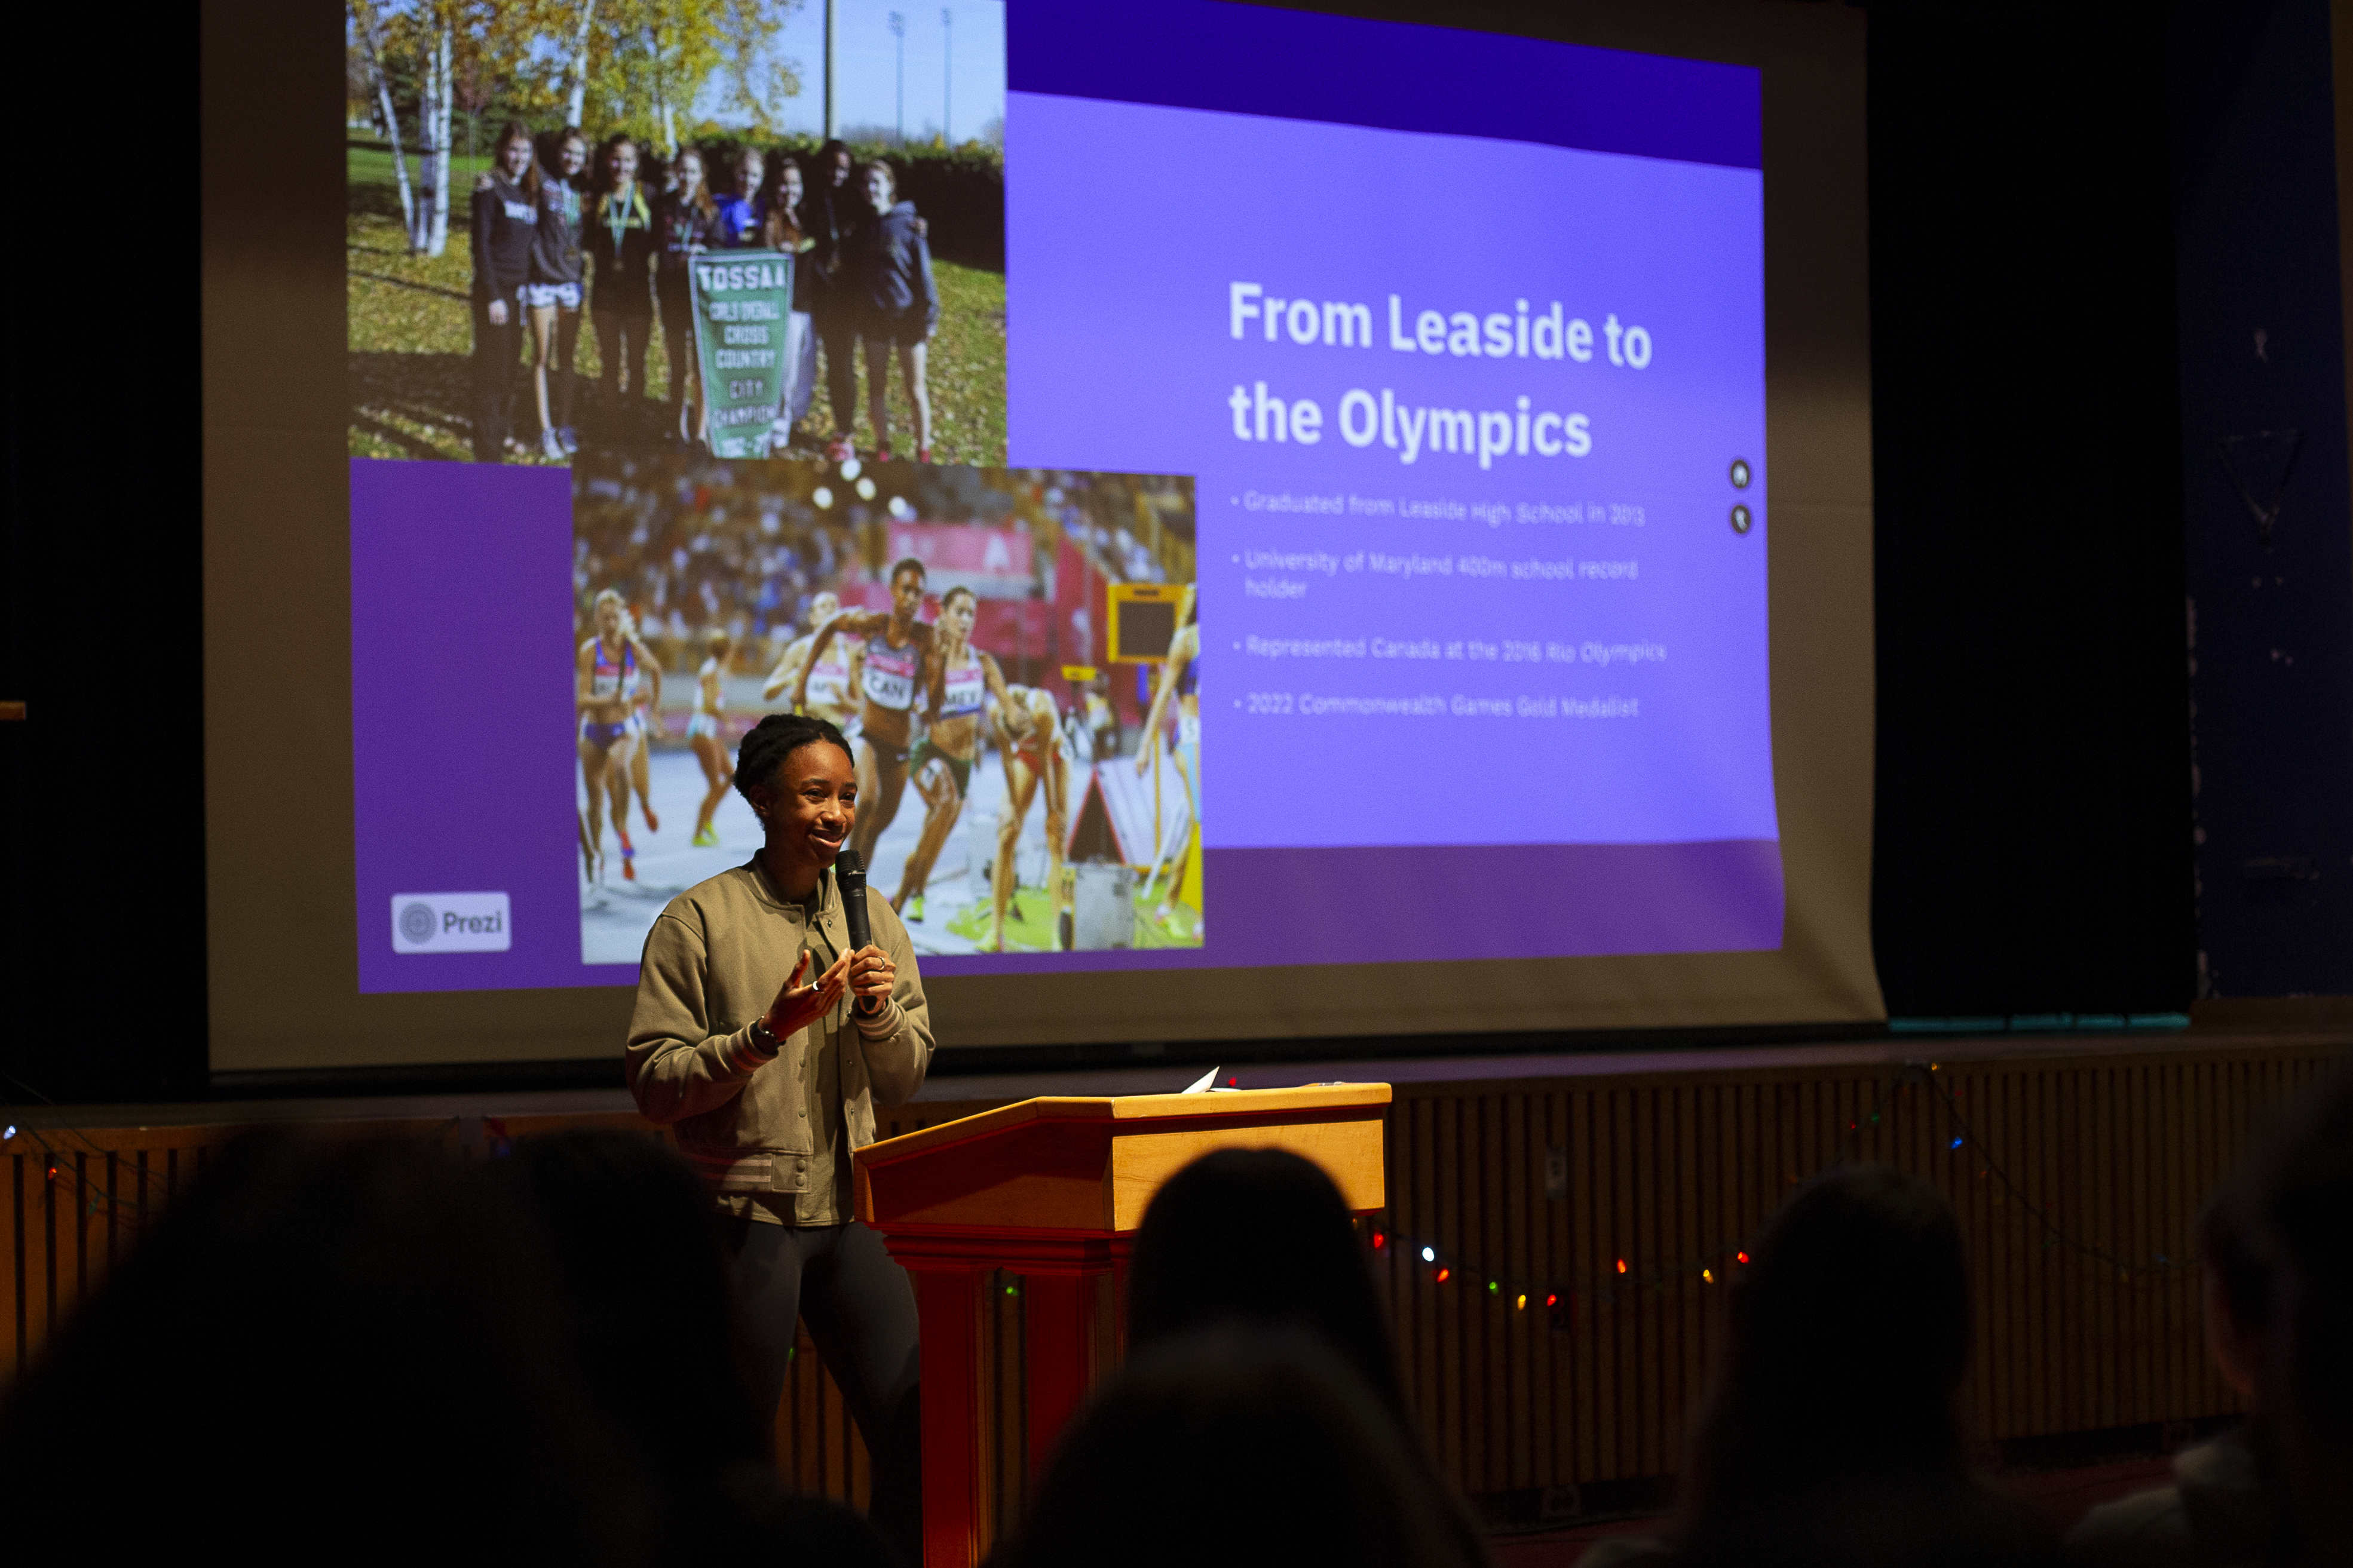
[1673,1164,2054,1568]
[493,1128,769,1480]
[0,1131,645,1562]
[994,1329,1484,1568]
[492,1129,896,1568]
[1126,1147,1406,1419]
[2221,1058,2353,1561]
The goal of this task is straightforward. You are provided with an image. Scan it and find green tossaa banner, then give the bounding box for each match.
[690,250,795,459]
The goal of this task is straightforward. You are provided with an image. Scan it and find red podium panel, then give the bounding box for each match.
[853,1084,1390,1568]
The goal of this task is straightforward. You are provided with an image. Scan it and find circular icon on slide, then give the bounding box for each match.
[399,901,437,944]
[1729,458,1753,489]
[1730,505,1754,536]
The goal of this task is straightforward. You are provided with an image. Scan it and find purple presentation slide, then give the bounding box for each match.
[349,1,1779,993]
[1006,92,1773,851]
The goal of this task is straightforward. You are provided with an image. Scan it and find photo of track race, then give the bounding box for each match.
[571,449,1198,966]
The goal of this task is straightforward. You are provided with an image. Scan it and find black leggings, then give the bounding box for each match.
[727,1217,921,1563]
[817,310,860,435]
[471,295,523,461]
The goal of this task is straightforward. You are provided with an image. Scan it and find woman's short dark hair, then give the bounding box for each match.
[997,1330,1482,1568]
[734,713,852,804]
[1673,1164,2042,1568]
[1128,1149,1405,1420]
[890,555,926,585]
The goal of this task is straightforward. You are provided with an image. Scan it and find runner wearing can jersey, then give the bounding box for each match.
[791,557,935,869]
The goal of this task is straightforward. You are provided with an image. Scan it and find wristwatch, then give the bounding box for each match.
[748,1017,781,1054]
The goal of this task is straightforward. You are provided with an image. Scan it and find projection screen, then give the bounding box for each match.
[201,0,1878,1071]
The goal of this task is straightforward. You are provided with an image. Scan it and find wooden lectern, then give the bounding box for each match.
[853,1083,1391,1568]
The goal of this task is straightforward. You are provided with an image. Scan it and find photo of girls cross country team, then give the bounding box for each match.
[570,448,1201,967]
[346,1,1007,468]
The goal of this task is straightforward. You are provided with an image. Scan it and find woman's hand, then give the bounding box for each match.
[487,299,509,327]
[761,948,851,1042]
[845,944,896,1011]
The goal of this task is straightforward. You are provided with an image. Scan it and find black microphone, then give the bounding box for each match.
[833,849,879,1014]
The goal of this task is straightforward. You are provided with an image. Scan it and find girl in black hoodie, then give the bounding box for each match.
[848,161,939,462]
[470,122,541,462]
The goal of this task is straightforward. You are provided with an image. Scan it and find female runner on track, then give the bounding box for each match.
[1135,586,1200,918]
[689,627,733,847]
[577,590,662,885]
[989,684,1070,952]
[763,590,862,735]
[892,587,1021,919]
[792,559,933,870]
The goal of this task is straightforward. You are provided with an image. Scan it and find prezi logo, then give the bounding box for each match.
[390,892,513,954]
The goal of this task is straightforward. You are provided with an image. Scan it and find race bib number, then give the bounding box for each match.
[806,668,849,708]
[862,662,914,710]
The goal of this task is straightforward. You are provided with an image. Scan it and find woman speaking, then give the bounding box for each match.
[626,712,931,1563]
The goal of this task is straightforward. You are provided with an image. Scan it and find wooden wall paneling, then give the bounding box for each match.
[1478,1091,1503,1492]
[1457,1091,1481,1484]
[1454,1095,1479,1489]
[2087,1065,2115,1430]
[2169,1058,2199,1415]
[6,1155,22,1376]
[1963,1068,1999,1441]
[1610,1085,1637,1478]
[1631,1087,1658,1477]
[994,1269,1024,1528]
[2011,1067,2046,1435]
[1432,1088,1451,1457]
[1987,1066,2019,1438]
[1517,1093,1538,1486]
[1544,1088,1564,1486]
[1567,1088,1590,1478]
[2127,1063,2155,1423]
[1410,1093,1438,1462]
